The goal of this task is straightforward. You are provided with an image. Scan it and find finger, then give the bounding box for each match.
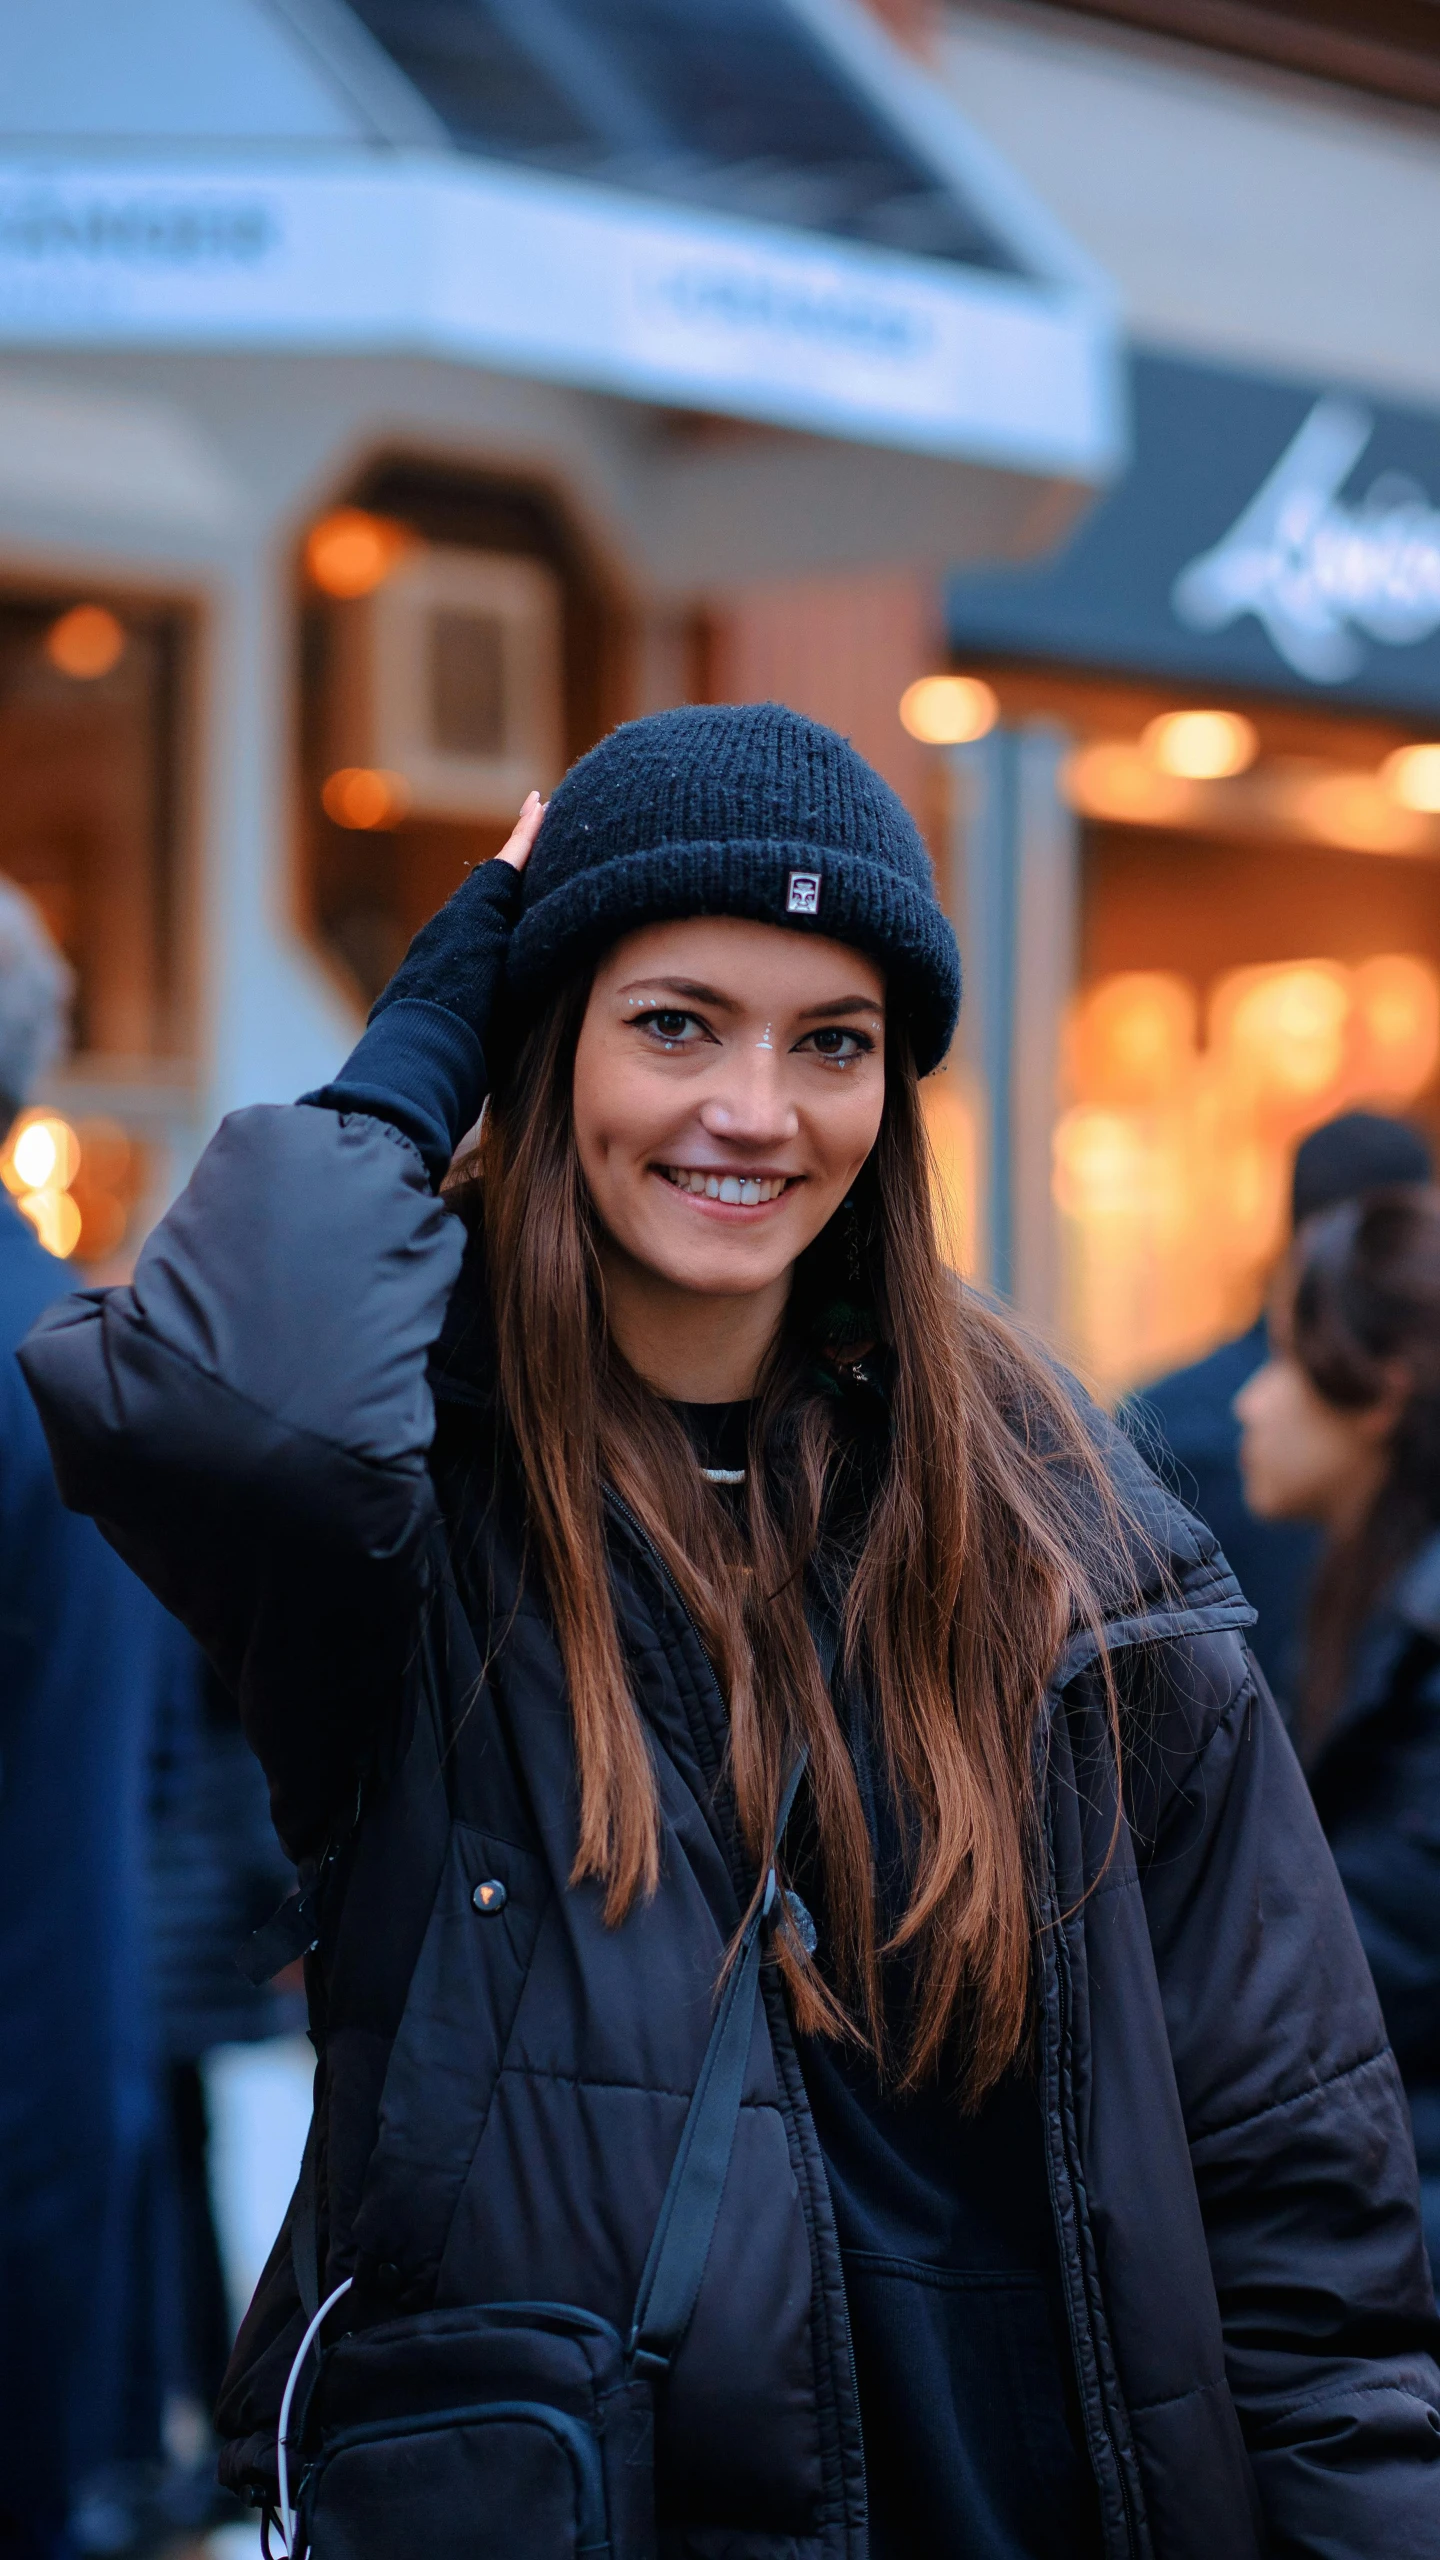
[496,789,546,874]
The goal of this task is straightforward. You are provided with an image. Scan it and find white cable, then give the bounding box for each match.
[274,2276,354,2559]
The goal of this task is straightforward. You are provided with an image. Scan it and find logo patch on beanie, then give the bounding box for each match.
[786,870,821,916]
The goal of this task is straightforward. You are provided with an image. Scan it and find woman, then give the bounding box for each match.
[21,705,1440,2560]
[1237,1183,1440,2292]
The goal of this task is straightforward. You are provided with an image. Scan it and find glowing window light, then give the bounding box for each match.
[1068,971,1197,1109]
[1141,708,1256,780]
[1061,740,1193,827]
[1052,1106,1156,1221]
[44,603,125,680]
[305,509,411,600]
[1,1109,83,1258]
[1295,771,1429,855]
[1381,743,1440,813]
[321,767,410,830]
[922,1074,978,1277]
[12,1119,57,1189]
[1350,954,1440,1100]
[898,674,998,746]
[1212,963,1351,1102]
[2,1112,79,1197]
[20,1188,82,1258]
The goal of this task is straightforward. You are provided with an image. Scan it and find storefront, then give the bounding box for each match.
[0,0,1121,1268]
[940,348,1440,1400]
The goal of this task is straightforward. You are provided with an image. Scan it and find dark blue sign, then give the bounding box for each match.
[948,351,1440,715]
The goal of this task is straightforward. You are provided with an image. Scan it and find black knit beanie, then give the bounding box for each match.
[503,702,961,1074]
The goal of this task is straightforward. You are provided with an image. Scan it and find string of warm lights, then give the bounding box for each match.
[898,671,1440,858]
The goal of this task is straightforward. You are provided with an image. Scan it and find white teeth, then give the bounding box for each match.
[661,1167,788,1202]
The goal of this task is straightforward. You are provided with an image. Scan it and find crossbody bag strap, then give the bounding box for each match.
[627,1752,808,2378]
[290,2105,322,2326]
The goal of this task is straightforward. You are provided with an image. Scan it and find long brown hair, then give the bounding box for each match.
[1285,1184,1440,1751]
[464,972,1141,2102]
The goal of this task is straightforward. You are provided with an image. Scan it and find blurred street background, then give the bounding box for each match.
[5,0,1440,2550]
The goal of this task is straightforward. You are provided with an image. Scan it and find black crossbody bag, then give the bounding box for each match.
[269,1758,806,2560]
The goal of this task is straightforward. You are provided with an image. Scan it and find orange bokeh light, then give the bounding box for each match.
[899,674,999,746]
[1062,740,1194,827]
[1067,972,1197,1109]
[322,767,410,830]
[305,509,411,600]
[44,603,125,680]
[1141,707,1256,780]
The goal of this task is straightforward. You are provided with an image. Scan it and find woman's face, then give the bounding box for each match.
[1234,1353,1395,1536]
[571,915,886,1304]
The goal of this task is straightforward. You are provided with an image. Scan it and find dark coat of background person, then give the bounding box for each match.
[1124,1112,1434,1704]
[0,1189,185,2560]
[147,1658,304,2425]
[1305,1530,1440,2289]
[1122,1315,1317,1700]
[19,1102,1440,2560]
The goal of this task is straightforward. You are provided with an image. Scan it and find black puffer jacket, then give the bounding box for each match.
[18,1104,1440,2559]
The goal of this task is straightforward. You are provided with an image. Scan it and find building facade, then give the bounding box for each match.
[0,0,1120,1267]
[928,0,1440,1394]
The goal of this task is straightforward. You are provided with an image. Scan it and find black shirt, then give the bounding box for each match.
[673,1399,1099,2560]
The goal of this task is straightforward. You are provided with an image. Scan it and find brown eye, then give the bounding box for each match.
[632,1007,707,1050]
[801,1026,872,1062]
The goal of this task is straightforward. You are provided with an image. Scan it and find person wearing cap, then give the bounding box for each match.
[1126,1112,1433,1709]
[20,707,1440,2559]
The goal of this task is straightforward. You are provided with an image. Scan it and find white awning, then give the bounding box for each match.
[0,0,1124,494]
[0,152,1118,476]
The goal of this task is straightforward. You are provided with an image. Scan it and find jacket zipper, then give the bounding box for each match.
[1037,1808,1147,2560]
[601,1484,869,2556]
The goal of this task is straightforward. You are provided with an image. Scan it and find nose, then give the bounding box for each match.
[697,1044,800,1149]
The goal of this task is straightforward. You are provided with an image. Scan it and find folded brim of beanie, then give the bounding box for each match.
[501,837,961,1077]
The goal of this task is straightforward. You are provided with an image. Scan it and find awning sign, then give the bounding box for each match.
[949,351,1440,712]
[0,158,1120,482]
[1173,398,1440,684]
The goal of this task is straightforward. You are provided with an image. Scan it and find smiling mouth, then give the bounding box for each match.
[657,1165,795,1206]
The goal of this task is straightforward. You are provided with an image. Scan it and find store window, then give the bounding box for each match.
[985,670,1440,1400]
[0,587,190,1264]
[298,460,626,1012]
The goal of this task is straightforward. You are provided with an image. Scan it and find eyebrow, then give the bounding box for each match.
[616,976,884,1019]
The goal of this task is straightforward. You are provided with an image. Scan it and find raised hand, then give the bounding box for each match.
[497,790,546,876]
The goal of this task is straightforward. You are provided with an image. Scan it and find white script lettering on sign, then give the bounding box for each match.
[1172,397,1440,683]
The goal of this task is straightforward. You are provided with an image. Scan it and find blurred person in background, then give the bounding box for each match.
[0,880,173,2558]
[1128,1110,1433,1705]
[1237,1185,1440,2291]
